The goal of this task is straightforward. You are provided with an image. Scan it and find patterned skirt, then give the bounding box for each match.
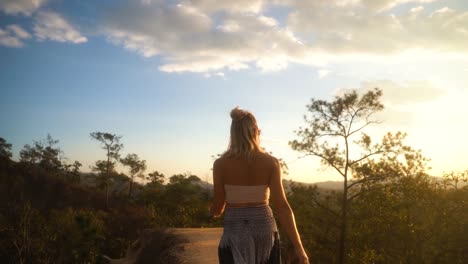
[218,205,281,264]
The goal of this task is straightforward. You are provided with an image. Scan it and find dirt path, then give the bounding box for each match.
[171,228,223,264]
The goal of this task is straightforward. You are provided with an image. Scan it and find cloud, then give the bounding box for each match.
[376,108,415,126]
[273,0,438,12]
[360,80,446,105]
[34,11,87,44]
[0,24,31,47]
[339,80,447,127]
[98,0,468,74]
[0,0,47,16]
[357,0,438,12]
[204,71,226,78]
[104,1,307,73]
[7,24,32,39]
[318,69,331,79]
[285,2,468,55]
[182,0,264,14]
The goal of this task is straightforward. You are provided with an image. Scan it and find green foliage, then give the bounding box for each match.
[289,88,388,264]
[49,208,106,263]
[2,126,467,264]
[146,170,165,185]
[285,174,468,264]
[0,137,12,160]
[90,132,123,208]
[19,134,63,172]
[284,183,341,263]
[153,173,214,227]
[63,160,82,183]
[91,159,117,190]
[89,132,123,161]
[439,170,468,190]
[0,158,182,263]
[120,153,147,197]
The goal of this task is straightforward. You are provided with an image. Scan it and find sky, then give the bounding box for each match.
[1,0,468,184]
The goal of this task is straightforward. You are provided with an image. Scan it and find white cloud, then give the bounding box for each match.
[318,69,331,79]
[271,0,437,12]
[7,24,32,39]
[0,0,47,16]
[0,29,23,47]
[34,11,87,44]
[104,1,307,73]
[341,80,447,126]
[0,24,31,47]
[182,0,264,14]
[204,71,226,78]
[286,2,468,55]
[358,0,438,12]
[360,80,446,105]
[410,6,424,13]
[100,0,468,73]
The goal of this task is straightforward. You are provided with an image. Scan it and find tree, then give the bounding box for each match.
[289,88,418,263]
[440,170,468,190]
[120,153,147,198]
[63,160,82,182]
[91,160,113,190]
[147,170,165,185]
[0,137,12,161]
[90,132,123,208]
[19,134,63,172]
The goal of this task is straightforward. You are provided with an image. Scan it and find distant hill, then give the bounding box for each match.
[197,179,345,193]
[283,176,468,191]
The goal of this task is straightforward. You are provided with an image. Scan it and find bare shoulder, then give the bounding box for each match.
[213,156,225,169]
[259,152,279,167]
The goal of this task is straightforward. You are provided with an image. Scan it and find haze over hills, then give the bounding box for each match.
[197,179,353,193]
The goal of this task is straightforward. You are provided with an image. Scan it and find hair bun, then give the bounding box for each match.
[230,106,248,122]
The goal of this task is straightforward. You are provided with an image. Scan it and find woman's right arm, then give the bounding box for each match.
[270,157,309,263]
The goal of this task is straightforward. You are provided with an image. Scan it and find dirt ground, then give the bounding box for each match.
[171,228,223,264]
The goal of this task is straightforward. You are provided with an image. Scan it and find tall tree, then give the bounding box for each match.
[63,160,82,182]
[90,132,123,208]
[19,134,63,172]
[147,170,165,185]
[0,137,12,161]
[290,88,390,263]
[120,153,147,197]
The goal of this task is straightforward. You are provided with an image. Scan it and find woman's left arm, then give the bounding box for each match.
[210,159,226,217]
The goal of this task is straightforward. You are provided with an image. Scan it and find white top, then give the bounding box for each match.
[224,184,270,203]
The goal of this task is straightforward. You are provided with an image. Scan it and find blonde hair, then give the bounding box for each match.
[223,106,263,159]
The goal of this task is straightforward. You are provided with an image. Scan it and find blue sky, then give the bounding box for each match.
[1,0,468,183]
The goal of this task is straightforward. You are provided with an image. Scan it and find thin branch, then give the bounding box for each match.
[315,132,346,139]
[347,175,387,190]
[287,153,310,164]
[349,150,383,166]
[346,107,363,135]
[320,111,347,134]
[348,120,380,137]
[310,151,346,177]
[312,194,340,218]
[346,191,363,202]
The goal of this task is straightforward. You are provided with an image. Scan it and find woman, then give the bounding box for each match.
[210,107,309,264]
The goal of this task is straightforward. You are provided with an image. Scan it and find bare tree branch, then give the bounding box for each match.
[347,175,387,190]
[349,150,383,166]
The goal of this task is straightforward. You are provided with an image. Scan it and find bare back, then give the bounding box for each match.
[218,151,274,186]
[213,151,277,208]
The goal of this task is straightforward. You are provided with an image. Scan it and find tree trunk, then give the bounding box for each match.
[105,150,110,209]
[337,177,348,264]
[105,180,109,209]
[128,176,133,198]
